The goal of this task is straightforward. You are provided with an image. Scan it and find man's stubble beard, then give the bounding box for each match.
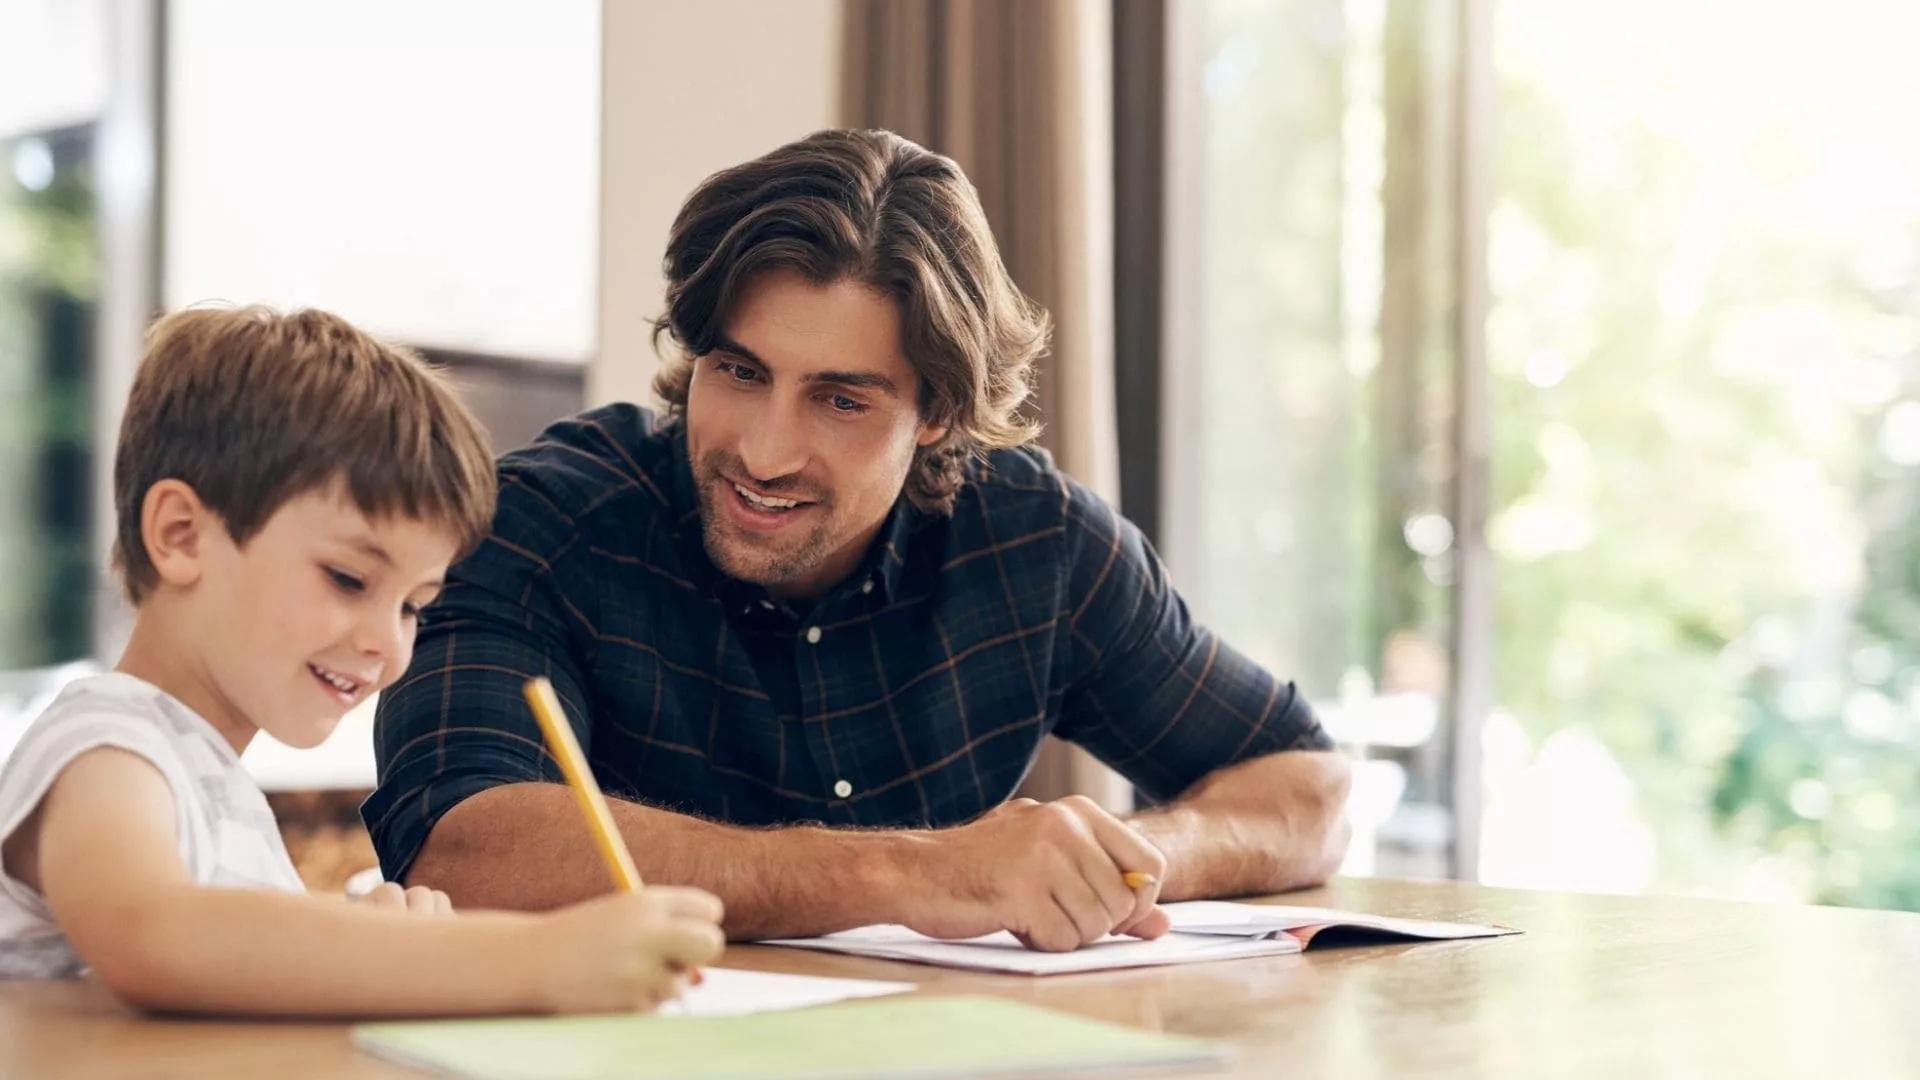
[695,475,836,587]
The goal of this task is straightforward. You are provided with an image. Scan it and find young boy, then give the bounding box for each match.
[0,307,724,1016]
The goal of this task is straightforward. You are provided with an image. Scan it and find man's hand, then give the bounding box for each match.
[897,796,1173,952]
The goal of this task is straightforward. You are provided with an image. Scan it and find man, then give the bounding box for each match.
[366,129,1350,952]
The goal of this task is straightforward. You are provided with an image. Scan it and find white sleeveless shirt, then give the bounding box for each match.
[0,673,305,978]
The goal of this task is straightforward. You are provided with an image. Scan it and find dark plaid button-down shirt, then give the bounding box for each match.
[364,405,1330,880]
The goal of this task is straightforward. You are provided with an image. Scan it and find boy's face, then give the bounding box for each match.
[684,269,948,599]
[186,485,458,750]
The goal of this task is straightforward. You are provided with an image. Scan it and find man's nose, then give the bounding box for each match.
[735,401,810,482]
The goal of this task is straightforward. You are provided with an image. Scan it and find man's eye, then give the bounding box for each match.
[830,395,865,413]
[717,359,760,383]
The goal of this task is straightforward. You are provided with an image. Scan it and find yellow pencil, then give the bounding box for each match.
[523,677,643,892]
[525,677,703,991]
[1123,871,1157,890]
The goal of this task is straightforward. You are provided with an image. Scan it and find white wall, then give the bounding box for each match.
[166,0,601,363]
[592,0,842,408]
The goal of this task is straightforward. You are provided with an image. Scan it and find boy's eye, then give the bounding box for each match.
[326,568,366,593]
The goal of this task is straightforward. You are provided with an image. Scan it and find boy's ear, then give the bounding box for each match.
[141,480,214,589]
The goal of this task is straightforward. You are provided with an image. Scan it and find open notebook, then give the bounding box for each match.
[758,900,1517,975]
[352,995,1227,1080]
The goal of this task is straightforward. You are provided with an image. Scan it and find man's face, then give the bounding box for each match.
[685,268,947,599]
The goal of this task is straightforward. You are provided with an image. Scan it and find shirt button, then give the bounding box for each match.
[833,779,853,798]
[861,579,874,595]
[805,626,823,644]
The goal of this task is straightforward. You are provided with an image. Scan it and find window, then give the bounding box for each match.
[1172,0,1920,907]
[1480,0,1920,906]
[1,0,110,671]
[1168,0,1461,878]
[0,126,98,670]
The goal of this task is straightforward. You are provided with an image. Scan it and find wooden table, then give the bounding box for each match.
[5,877,1919,1079]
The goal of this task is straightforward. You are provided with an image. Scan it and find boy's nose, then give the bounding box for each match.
[356,611,408,671]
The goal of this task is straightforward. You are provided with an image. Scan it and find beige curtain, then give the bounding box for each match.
[843,0,1130,812]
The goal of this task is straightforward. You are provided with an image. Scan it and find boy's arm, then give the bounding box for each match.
[40,747,564,1017]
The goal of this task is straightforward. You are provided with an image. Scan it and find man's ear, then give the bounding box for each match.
[915,421,951,448]
[141,479,215,590]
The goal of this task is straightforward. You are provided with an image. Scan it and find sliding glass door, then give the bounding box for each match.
[1171,0,1920,907]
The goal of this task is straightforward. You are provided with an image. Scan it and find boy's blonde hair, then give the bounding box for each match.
[112,306,497,603]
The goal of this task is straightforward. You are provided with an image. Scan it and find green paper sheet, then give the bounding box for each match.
[352,994,1226,1080]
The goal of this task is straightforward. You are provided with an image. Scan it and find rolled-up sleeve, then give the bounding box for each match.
[1053,476,1332,804]
[361,472,598,882]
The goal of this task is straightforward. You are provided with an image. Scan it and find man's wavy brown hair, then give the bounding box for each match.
[651,129,1047,513]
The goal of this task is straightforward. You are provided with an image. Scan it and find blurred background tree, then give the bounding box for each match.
[1484,0,1920,906]
[1195,0,1920,906]
[0,127,98,670]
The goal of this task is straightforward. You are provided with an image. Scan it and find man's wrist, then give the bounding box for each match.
[1122,805,1198,898]
[848,827,941,925]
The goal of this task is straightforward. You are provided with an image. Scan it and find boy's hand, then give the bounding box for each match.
[531,887,725,1014]
[353,881,454,916]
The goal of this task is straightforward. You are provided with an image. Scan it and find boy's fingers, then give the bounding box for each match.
[647,886,725,924]
[652,920,726,968]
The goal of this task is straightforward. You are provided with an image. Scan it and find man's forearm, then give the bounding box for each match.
[1127,751,1353,900]
[405,783,931,939]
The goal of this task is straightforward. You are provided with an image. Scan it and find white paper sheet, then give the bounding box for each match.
[666,967,916,1017]
[758,926,1302,975]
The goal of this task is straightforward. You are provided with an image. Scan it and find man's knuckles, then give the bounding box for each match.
[1033,801,1095,844]
[1054,793,1102,816]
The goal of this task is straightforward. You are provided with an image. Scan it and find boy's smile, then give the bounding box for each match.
[307,660,372,709]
